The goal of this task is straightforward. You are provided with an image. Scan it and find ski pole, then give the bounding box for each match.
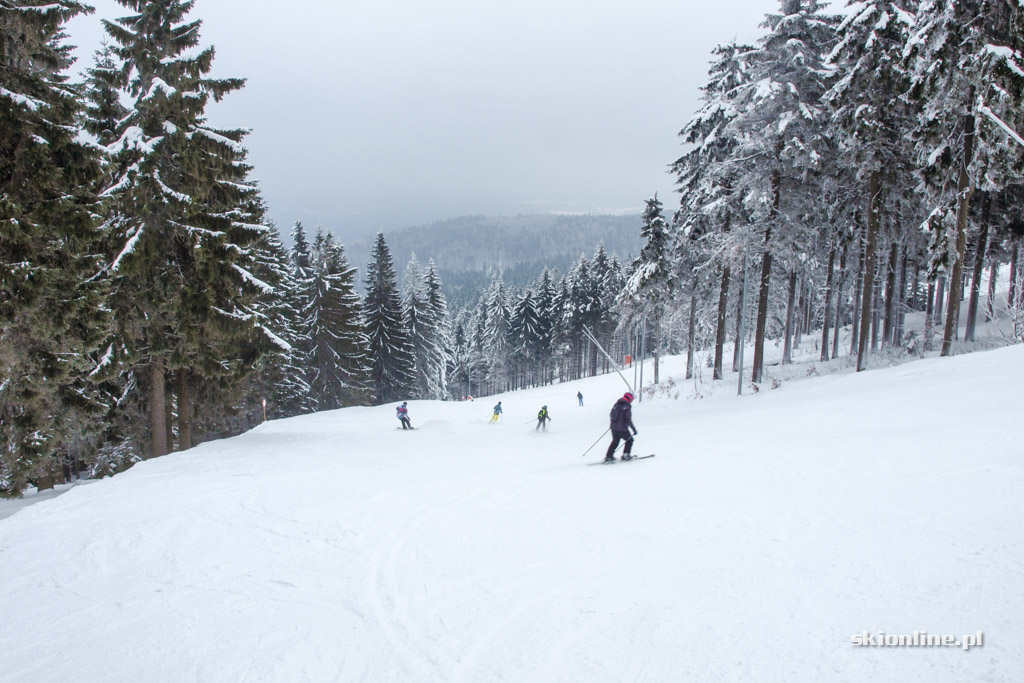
[581,428,610,457]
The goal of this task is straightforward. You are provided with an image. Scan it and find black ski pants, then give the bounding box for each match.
[606,430,633,458]
[400,417,412,430]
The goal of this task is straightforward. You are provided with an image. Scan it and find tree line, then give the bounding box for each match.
[625,0,1024,388]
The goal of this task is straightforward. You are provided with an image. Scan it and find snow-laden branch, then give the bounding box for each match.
[979,103,1024,148]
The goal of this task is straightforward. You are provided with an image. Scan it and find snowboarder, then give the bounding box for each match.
[536,406,551,431]
[396,402,412,430]
[604,392,637,462]
[577,391,584,406]
[489,401,502,423]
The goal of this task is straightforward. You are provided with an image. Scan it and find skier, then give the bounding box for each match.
[536,405,551,431]
[577,391,583,407]
[396,402,412,430]
[489,401,502,423]
[604,392,637,462]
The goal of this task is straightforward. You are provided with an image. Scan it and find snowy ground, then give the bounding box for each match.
[1,343,1022,682]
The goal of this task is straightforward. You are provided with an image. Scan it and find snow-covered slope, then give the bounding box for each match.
[1,347,1022,682]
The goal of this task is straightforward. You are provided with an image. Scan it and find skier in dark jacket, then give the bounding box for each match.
[396,402,412,430]
[536,405,551,431]
[604,392,637,462]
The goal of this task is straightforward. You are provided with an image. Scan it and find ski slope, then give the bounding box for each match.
[1,346,1022,682]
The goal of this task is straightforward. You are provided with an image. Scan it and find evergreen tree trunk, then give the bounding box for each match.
[795,278,805,349]
[851,225,865,357]
[965,198,990,343]
[654,317,661,384]
[165,386,174,453]
[177,371,192,451]
[871,280,881,352]
[895,247,908,347]
[782,271,797,364]
[986,262,999,322]
[941,110,976,357]
[686,298,696,380]
[882,240,899,347]
[857,172,881,371]
[1009,242,1019,312]
[832,247,847,360]
[714,265,731,380]
[935,274,947,340]
[821,244,836,361]
[752,171,780,383]
[924,281,936,352]
[733,261,746,372]
[150,363,168,459]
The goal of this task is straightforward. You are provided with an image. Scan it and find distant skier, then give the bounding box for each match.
[396,402,412,430]
[489,401,502,423]
[577,391,584,407]
[604,392,637,462]
[536,406,551,431]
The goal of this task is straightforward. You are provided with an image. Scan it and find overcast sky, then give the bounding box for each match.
[68,0,777,242]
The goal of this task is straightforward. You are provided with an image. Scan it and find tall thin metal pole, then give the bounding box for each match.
[638,317,646,402]
[737,254,749,396]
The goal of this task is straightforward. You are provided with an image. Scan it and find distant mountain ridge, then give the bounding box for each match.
[344,214,643,308]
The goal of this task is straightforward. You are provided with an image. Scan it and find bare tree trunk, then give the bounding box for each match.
[733,261,746,372]
[1007,241,1019,311]
[782,271,797,364]
[871,279,881,352]
[895,247,908,347]
[150,362,168,459]
[795,278,805,348]
[965,196,990,342]
[752,170,780,384]
[686,298,696,380]
[857,171,881,371]
[851,224,865,358]
[821,244,836,361]
[177,371,192,451]
[654,317,661,384]
[882,240,899,346]
[714,265,731,380]
[924,281,936,352]
[986,262,999,322]
[832,246,847,360]
[941,107,976,357]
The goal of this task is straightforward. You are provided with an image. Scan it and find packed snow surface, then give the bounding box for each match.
[2,347,1023,682]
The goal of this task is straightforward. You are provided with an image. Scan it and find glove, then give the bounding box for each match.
[632,430,638,436]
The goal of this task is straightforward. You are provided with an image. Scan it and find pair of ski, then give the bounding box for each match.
[588,454,655,466]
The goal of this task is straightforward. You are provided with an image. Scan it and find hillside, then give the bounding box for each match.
[343,214,643,306]
[1,346,1022,681]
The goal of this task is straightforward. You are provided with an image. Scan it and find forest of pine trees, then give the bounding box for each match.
[3,0,1024,496]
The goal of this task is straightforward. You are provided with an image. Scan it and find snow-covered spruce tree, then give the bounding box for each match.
[675,42,757,380]
[244,221,308,420]
[363,232,414,404]
[0,1,110,495]
[617,195,676,384]
[827,0,918,369]
[96,0,268,458]
[906,0,1024,356]
[532,268,558,384]
[510,289,542,389]
[484,277,513,391]
[301,229,371,411]
[589,243,622,375]
[402,254,429,399]
[421,260,451,399]
[727,0,839,382]
[470,295,490,394]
